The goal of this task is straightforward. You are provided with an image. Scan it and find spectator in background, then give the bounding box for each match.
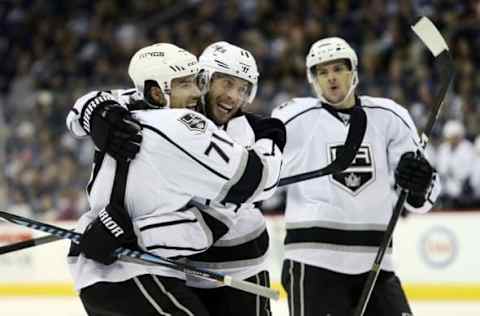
[436,120,475,208]
[467,136,480,207]
[2,1,480,217]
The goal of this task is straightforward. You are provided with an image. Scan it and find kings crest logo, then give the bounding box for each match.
[329,144,375,195]
[178,113,207,133]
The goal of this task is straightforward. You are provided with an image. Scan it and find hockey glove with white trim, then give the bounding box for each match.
[80,203,137,265]
[395,151,434,207]
[245,113,286,151]
[85,96,142,161]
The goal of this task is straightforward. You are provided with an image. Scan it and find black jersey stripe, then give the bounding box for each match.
[67,242,80,257]
[263,163,281,192]
[284,106,323,125]
[121,89,137,96]
[145,244,208,252]
[263,181,279,192]
[87,150,106,195]
[212,133,234,146]
[221,150,263,204]
[197,208,230,244]
[139,219,198,232]
[142,124,229,180]
[285,227,392,248]
[187,228,269,262]
[363,105,421,146]
[362,106,412,132]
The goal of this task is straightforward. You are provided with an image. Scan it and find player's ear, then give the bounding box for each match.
[144,80,166,106]
[150,87,165,104]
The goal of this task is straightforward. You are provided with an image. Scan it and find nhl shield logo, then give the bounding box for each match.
[329,144,375,195]
[178,113,207,132]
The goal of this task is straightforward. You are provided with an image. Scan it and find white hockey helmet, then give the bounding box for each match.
[442,120,465,139]
[306,37,359,105]
[128,43,199,107]
[199,41,259,103]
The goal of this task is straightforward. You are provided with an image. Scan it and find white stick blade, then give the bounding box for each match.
[411,16,449,57]
[230,277,280,300]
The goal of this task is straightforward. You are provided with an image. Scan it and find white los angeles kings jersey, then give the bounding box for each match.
[186,114,271,288]
[272,96,441,274]
[66,90,282,290]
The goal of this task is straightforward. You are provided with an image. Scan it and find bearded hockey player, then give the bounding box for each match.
[68,41,284,316]
[186,41,276,316]
[66,43,284,316]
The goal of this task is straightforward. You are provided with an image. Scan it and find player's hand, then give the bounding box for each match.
[395,151,434,206]
[90,103,142,161]
[245,113,286,151]
[80,204,137,265]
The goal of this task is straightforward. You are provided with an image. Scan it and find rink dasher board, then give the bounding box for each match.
[1,214,480,300]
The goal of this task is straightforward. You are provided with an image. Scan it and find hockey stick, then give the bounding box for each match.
[0,210,279,300]
[278,105,367,187]
[353,16,455,316]
[0,93,367,259]
[0,108,367,257]
[0,234,62,255]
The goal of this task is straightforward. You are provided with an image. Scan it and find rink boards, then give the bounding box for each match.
[1,212,479,300]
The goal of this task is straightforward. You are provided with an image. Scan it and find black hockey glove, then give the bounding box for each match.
[245,113,286,152]
[395,151,434,207]
[87,98,142,161]
[79,203,137,265]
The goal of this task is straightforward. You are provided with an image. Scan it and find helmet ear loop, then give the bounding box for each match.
[196,69,211,96]
[308,68,324,99]
[198,69,213,113]
[143,81,168,108]
[160,83,172,108]
[344,68,359,100]
[245,82,257,104]
[351,68,359,90]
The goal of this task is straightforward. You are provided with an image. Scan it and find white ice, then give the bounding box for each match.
[1,297,480,316]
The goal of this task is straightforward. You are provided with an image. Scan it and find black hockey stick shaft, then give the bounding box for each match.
[278,105,367,187]
[0,234,62,255]
[0,107,366,256]
[353,190,408,316]
[353,17,455,316]
[0,210,279,300]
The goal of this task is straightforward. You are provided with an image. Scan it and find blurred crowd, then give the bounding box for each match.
[1,0,480,220]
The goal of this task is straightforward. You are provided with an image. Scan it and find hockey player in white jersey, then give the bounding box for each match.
[68,41,282,316]
[185,41,276,316]
[66,43,285,316]
[272,37,441,315]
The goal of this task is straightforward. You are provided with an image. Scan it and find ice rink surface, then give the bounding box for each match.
[1,297,480,316]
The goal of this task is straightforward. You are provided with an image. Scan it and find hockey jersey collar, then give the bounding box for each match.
[321,95,362,125]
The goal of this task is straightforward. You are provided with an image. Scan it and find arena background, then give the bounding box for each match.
[1,1,480,315]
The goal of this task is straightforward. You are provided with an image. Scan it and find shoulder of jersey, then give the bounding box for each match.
[272,97,321,121]
[360,95,410,118]
[107,88,140,106]
[135,109,215,134]
[229,113,254,129]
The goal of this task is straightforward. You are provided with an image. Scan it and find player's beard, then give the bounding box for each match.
[203,94,239,126]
